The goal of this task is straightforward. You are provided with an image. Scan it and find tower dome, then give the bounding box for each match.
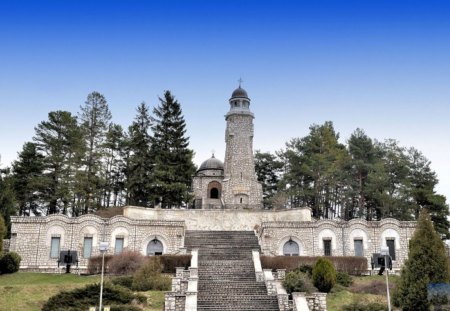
[197,154,224,172]
[231,86,248,99]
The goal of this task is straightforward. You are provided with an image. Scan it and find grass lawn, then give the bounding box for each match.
[327,274,399,311]
[0,273,165,311]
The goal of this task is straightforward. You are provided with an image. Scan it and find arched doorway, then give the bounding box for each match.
[208,181,221,199]
[283,239,299,256]
[147,238,164,256]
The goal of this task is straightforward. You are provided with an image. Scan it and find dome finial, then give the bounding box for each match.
[238,77,243,88]
[211,149,215,158]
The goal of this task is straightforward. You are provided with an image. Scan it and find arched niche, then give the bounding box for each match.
[208,181,222,199]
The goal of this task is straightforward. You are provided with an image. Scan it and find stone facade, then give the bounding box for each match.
[259,218,416,270]
[192,86,263,209]
[9,214,185,272]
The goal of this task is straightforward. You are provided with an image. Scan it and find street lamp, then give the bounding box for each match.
[99,242,109,311]
[380,247,392,311]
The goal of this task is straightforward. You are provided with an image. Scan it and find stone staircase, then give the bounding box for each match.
[185,231,279,311]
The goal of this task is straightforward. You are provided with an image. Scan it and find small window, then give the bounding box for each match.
[354,239,363,257]
[386,239,396,260]
[240,197,243,204]
[50,237,60,258]
[283,240,299,256]
[83,237,93,258]
[147,239,164,256]
[115,237,124,254]
[323,239,332,256]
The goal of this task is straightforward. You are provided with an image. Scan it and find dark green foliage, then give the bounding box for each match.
[260,256,367,275]
[111,275,134,290]
[393,210,450,311]
[296,265,313,277]
[150,91,196,208]
[41,282,146,311]
[342,302,388,311]
[336,271,353,287]
[254,150,284,208]
[0,169,16,237]
[126,103,154,207]
[0,252,21,274]
[158,254,192,273]
[132,256,171,291]
[0,215,5,253]
[312,257,336,293]
[282,270,317,294]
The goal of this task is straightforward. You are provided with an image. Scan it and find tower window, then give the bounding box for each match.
[210,188,219,199]
[240,197,243,204]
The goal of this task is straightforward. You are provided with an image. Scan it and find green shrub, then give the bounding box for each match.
[0,251,21,274]
[111,275,134,290]
[312,257,336,293]
[260,256,367,275]
[109,251,145,275]
[342,302,388,311]
[42,282,146,311]
[132,256,171,291]
[336,271,353,287]
[0,215,6,253]
[295,265,313,277]
[158,255,191,273]
[283,270,317,294]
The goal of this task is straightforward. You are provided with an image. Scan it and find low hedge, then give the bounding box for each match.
[261,256,367,275]
[87,254,114,274]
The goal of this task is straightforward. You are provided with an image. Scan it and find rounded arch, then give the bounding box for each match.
[380,228,401,250]
[110,226,130,251]
[207,181,222,199]
[147,239,164,255]
[45,225,66,247]
[277,236,304,256]
[318,228,337,251]
[349,228,369,251]
[141,234,169,255]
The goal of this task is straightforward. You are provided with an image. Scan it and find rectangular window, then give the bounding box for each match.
[387,239,396,260]
[50,237,60,258]
[83,237,93,258]
[115,237,124,254]
[354,239,363,257]
[323,239,332,256]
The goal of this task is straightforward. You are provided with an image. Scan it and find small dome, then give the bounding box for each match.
[198,155,224,172]
[231,86,248,98]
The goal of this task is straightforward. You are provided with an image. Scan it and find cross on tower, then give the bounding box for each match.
[238,78,243,87]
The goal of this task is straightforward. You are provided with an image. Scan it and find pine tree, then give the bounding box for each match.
[12,142,45,216]
[126,103,154,207]
[33,111,84,215]
[79,92,112,213]
[393,210,450,310]
[0,169,16,238]
[254,151,284,208]
[0,214,5,252]
[150,91,196,208]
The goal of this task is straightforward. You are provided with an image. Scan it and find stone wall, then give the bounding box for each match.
[124,206,312,231]
[10,214,185,272]
[259,218,416,270]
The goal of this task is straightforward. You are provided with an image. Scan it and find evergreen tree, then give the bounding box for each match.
[393,210,450,310]
[126,103,154,207]
[0,215,5,252]
[11,142,45,216]
[150,91,196,208]
[254,151,284,208]
[79,92,112,213]
[33,111,84,215]
[0,168,16,238]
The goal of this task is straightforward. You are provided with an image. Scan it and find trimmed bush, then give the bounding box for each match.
[87,254,114,274]
[111,275,134,290]
[342,302,388,311]
[42,282,146,311]
[312,257,336,293]
[109,251,145,275]
[132,256,171,291]
[336,271,353,287]
[283,270,317,294]
[260,256,367,275]
[0,251,21,274]
[158,254,191,273]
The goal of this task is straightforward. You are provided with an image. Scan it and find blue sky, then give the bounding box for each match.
[1,0,450,200]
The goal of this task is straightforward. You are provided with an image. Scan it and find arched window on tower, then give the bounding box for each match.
[210,188,219,199]
[283,238,299,256]
[147,238,164,256]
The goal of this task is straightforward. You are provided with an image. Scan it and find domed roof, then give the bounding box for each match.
[198,154,224,172]
[231,86,248,98]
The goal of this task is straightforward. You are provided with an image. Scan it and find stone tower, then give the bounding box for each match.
[221,85,263,208]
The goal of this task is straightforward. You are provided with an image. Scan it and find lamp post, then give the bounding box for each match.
[380,247,392,311]
[98,242,109,311]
